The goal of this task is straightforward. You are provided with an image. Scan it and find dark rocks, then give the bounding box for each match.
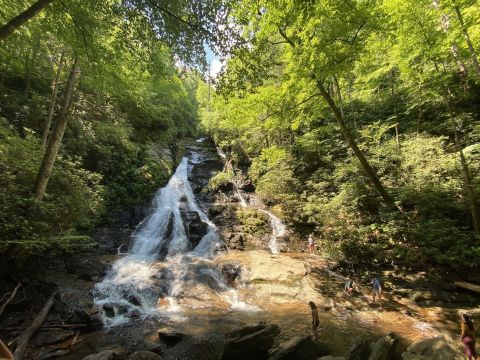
[103,304,115,318]
[367,333,396,360]
[268,335,329,360]
[180,210,209,248]
[158,328,187,346]
[221,263,243,287]
[208,204,226,217]
[239,182,255,193]
[222,323,280,360]
[345,336,370,360]
[30,330,75,347]
[127,351,163,360]
[65,257,108,282]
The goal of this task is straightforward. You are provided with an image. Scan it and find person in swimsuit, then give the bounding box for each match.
[308,301,320,338]
[372,277,383,307]
[461,313,478,360]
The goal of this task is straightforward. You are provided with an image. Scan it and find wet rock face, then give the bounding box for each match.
[180,210,209,248]
[222,323,281,360]
[221,263,243,287]
[82,350,118,360]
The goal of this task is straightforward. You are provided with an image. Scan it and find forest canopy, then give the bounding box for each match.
[1,0,480,272]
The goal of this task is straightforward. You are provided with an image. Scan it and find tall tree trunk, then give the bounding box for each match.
[0,0,56,41]
[315,78,397,209]
[41,50,65,149]
[434,63,480,233]
[454,5,480,77]
[33,59,80,201]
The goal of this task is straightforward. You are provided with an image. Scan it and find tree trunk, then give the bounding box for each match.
[315,78,397,209]
[13,292,56,360]
[33,59,80,201]
[41,50,65,149]
[454,5,480,77]
[0,0,56,41]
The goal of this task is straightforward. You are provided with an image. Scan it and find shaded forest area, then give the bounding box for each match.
[201,0,480,273]
[0,0,234,266]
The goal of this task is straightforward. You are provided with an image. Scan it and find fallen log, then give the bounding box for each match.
[0,282,22,316]
[13,292,57,360]
[454,281,480,294]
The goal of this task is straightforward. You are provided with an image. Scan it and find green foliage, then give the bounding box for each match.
[0,121,103,261]
[207,170,234,191]
[236,208,269,236]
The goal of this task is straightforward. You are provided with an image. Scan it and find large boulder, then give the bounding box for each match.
[127,351,163,360]
[345,336,370,360]
[208,204,225,217]
[222,323,280,360]
[401,335,464,360]
[268,335,329,360]
[368,333,396,360]
[158,328,187,346]
[181,210,209,248]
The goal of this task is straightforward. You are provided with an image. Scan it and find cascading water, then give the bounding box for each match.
[93,155,248,327]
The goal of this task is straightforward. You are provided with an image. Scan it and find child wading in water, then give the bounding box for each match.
[309,301,320,338]
[460,313,478,360]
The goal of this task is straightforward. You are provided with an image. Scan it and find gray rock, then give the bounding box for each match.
[368,333,396,360]
[209,204,225,217]
[268,335,329,360]
[82,350,117,360]
[222,323,280,360]
[402,335,464,360]
[181,210,209,248]
[345,336,369,360]
[158,328,186,346]
[317,357,344,360]
[127,351,163,360]
[30,330,75,347]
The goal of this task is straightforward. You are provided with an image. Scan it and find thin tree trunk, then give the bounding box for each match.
[453,5,480,76]
[333,75,345,119]
[434,62,480,233]
[41,50,65,149]
[315,78,397,209]
[0,0,56,41]
[13,292,56,360]
[33,59,80,201]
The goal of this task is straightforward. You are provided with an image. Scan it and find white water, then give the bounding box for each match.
[94,155,252,327]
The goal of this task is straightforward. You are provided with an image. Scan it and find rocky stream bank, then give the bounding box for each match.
[1,138,480,360]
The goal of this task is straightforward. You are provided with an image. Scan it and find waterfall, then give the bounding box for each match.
[258,210,284,255]
[93,156,237,327]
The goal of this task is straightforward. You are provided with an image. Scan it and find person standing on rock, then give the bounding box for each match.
[308,301,320,338]
[460,313,478,360]
[308,234,315,254]
[371,277,383,307]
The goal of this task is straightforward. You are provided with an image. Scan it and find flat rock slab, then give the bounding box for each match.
[401,335,464,360]
[268,335,329,360]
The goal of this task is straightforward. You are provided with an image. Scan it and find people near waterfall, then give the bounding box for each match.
[371,276,383,307]
[460,313,478,360]
[308,301,320,338]
[344,276,356,296]
[308,234,315,254]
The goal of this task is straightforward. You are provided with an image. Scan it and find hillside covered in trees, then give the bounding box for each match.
[200,0,480,272]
